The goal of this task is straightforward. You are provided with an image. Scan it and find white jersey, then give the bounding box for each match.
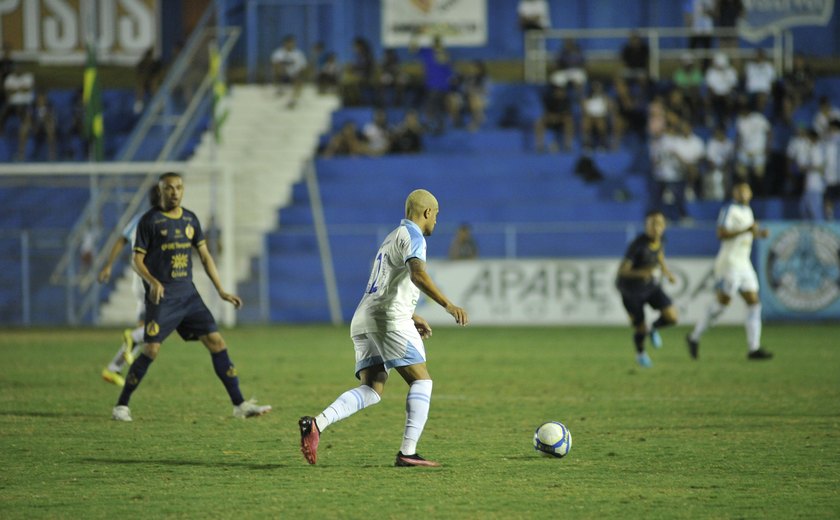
[271,47,307,76]
[123,213,145,303]
[350,219,426,335]
[714,203,755,273]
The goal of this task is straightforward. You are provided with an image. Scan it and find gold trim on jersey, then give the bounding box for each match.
[162,207,184,220]
[134,247,147,254]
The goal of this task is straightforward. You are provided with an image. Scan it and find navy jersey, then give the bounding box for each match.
[616,233,664,292]
[134,206,206,299]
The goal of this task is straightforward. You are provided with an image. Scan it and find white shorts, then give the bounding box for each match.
[353,328,426,379]
[737,151,766,169]
[714,267,759,297]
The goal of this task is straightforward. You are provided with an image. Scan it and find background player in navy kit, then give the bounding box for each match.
[111,172,271,421]
[615,210,679,367]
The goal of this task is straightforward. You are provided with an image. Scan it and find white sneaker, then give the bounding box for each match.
[233,399,272,419]
[112,405,132,422]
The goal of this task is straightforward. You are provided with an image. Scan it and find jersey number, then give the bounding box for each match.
[367,253,385,294]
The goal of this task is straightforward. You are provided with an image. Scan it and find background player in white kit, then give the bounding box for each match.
[686,182,773,361]
[298,189,468,467]
[98,187,159,386]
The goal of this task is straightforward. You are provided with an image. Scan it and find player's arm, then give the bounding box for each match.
[657,250,676,284]
[196,242,242,309]
[97,235,129,283]
[407,257,468,326]
[617,259,654,281]
[133,250,164,304]
[716,224,756,240]
[412,313,433,339]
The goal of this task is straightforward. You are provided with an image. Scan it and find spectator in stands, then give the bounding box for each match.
[379,49,409,107]
[673,53,704,123]
[134,47,162,114]
[715,0,744,49]
[534,84,574,152]
[813,96,840,137]
[613,77,648,142]
[271,35,307,109]
[551,38,587,96]
[390,110,424,154]
[2,61,34,126]
[823,120,840,220]
[449,223,478,260]
[517,0,551,32]
[18,92,56,161]
[411,31,454,135]
[673,120,705,201]
[620,31,649,82]
[362,109,392,156]
[651,123,689,221]
[800,129,825,221]
[648,95,667,137]
[322,122,368,158]
[316,52,341,94]
[735,100,771,195]
[0,43,14,109]
[704,52,738,127]
[786,124,810,197]
[744,48,775,110]
[448,60,488,131]
[777,54,814,120]
[704,125,734,200]
[684,0,716,69]
[581,81,615,150]
[665,88,694,128]
[343,37,375,106]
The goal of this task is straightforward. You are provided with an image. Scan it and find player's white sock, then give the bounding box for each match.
[315,385,380,433]
[400,379,433,456]
[746,303,762,352]
[691,300,725,341]
[131,326,144,344]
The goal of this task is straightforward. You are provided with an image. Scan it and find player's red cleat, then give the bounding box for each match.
[298,416,320,465]
[395,451,441,467]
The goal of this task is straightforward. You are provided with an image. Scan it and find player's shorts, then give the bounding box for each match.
[352,328,426,379]
[737,151,767,169]
[714,267,759,297]
[619,285,673,327]
[143,291,218,344]
[824,184,840,202]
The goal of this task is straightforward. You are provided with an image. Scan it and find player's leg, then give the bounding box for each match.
[112,340,161,421]
[687,275,733,358]
[393,362,438,466]
[299,335,386,464]
[198,331,272,418]
[621,292,651,367]
[740,271,773,360]
[649,287,678,349]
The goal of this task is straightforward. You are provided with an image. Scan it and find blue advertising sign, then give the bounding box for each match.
[758,222,840,320]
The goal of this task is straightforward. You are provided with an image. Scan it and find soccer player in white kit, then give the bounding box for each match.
[98,187,159,386]
[686,182,773,361]
[298,189,469,467]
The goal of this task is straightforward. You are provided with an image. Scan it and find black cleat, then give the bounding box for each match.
[686,334,699,360]
[395,451,441,467]
[747,348,774,360]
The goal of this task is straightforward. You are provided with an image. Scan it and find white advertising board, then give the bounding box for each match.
[417,258,747,326]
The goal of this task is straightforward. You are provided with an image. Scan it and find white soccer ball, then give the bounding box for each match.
[533,421,572,458]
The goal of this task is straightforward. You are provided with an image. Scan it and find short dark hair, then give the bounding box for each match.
[645,210,664,219]
[158,171,181,182]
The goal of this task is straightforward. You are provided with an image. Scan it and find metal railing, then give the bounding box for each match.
[524,26,793,83]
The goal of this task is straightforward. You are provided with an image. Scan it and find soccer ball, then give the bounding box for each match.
[533,421,572,458]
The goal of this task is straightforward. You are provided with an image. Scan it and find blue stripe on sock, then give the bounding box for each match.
[407,393,431,403]
[350,389,364,410]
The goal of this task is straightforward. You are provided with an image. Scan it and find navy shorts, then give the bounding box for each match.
[619,285,672,327]
[143,291,218,344]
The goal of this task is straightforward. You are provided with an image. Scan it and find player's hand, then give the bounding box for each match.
[150,280,165,304]
[413,315,433,339]
[757,228,769,238]
[97,266,112,283]
[221,292,243,309]
[665,272,676,284]
[445,304,469,326]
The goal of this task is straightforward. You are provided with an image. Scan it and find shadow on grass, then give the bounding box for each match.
[78,457,289,470]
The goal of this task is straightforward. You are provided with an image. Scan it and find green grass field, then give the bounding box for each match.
[1,324,838,519]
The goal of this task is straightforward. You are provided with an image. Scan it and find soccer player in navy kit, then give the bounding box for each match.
[111,172,271,421]
[615,210,679,367]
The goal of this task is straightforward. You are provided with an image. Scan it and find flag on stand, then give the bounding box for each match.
[83,44,104,161]
[209,41,228,143]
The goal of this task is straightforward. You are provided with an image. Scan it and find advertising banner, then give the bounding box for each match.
[418,258,748,326]
[0,0,157,65]
[757,222,840,321]
[741,0,834,41]
[382,0,487,47]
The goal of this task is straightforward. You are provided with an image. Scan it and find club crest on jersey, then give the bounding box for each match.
[185,224,194,240]
[160,229,168,237]
[146,321,160,336]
